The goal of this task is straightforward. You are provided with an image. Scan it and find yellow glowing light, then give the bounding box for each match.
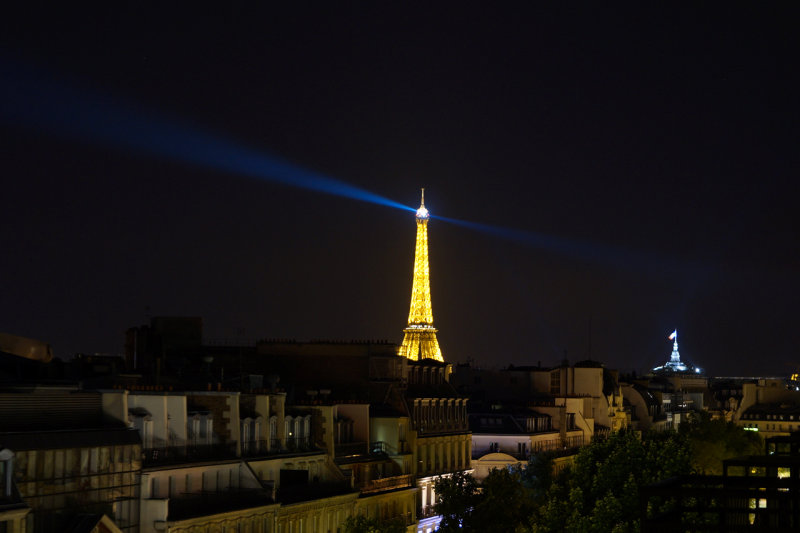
[400,189,443,362]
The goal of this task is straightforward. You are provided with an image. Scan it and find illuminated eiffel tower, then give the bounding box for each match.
[399,189,444,362]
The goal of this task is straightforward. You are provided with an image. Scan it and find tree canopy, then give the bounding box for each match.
[433,419,763,532]
[435,430,695,533]
[678,410,763,475]
[530,430,694,533]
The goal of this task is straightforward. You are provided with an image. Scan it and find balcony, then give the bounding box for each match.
[334,441,368,458]
[240,438,319,457]
[143,443,237,466]
[285,436,313,453]
[369,441,387,454]
[241,439,268,457]
[276,481,355,504]
[359,474,414,494]
[471,450,530,461]
[419,505,440,519]
[168,489,273,521]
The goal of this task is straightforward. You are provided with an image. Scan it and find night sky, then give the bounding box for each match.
[1,5,797,376]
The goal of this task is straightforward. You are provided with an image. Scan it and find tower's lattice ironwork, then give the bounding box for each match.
[400,189,444,362]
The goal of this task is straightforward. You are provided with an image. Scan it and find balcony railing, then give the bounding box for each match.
[168,489,273,521]
[276,481,354,504]
[240,438,319,457]
[143,443,237,466]
[369,441,387,454]
[471,450,531,460]
[419,505,440,519]
[241,439,268,457]
[334,441,367,457]
[359,474,414,494]
[285,436,312,452]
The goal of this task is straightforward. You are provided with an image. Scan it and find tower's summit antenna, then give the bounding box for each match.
[416,187,429,219]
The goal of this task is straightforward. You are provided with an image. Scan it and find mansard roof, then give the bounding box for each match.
[0,427,140,451]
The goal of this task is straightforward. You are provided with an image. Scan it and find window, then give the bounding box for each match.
[80,449,89,475]
[143,419,154,448]
[566,413,576,430]
[89,448,99,473]
[269,416,278,441]
[53,450,64,480]
[550,371,561,394]
[43,450,54,480]
[188,415,201,446]
[241,418,251,447]
[204,417,214,444]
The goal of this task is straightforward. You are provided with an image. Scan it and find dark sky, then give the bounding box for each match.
[1,5,797,376]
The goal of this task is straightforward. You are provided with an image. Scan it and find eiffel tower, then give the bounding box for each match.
[399,189,444,362]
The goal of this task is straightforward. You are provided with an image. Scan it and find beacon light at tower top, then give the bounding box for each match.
[416,188,430,219]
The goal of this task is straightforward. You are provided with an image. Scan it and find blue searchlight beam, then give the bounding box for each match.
[0,57,706,276]
[0,57,413,214]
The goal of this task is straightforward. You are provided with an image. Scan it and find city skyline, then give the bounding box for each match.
[1,5,797,376]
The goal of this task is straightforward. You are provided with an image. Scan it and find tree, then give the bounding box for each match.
[519,451,556,506]
[474,468,536,532]
[678,410,763,475]
[434,468,536,532]
[528,430,693,533]
[433,429,709,532]
[433,470,481,532]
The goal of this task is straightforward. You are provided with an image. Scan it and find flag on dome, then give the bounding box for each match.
[669,330,677,341]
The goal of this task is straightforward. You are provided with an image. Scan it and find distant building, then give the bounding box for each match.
[451,360,628,477]
[124,317,203,375]
[101,387,365,533]
[734,378,800,437]
[0,448,31,533]
[619,382,669,432]
[468,410,561,480]
[625,330,709,429]
[651,330,703,376]
[642,433,800,530]
[0,385,140,533]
